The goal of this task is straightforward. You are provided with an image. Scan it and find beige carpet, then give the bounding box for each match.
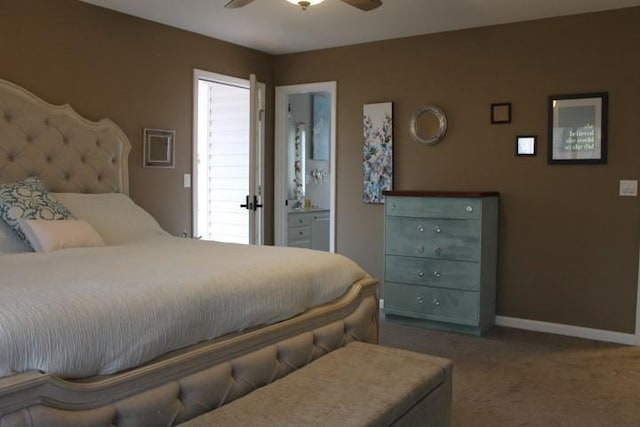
[379,317,640,427]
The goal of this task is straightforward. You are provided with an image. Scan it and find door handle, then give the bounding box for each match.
[240,195,250,210]
[253,195,263,211]
[242,195,262,211]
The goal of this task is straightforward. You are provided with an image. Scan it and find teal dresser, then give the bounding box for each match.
[383,191,499,335]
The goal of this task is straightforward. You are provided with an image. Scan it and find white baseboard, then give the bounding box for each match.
[380,298,638,345]
[496,316,639,346]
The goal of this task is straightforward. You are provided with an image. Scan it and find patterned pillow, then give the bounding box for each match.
[0,177,74,244]
[0,218,31,254]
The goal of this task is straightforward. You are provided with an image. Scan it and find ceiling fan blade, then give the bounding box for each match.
[340,0,382,11]
[224,0,255,8]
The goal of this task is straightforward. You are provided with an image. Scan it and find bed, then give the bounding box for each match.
[0,78,379,426]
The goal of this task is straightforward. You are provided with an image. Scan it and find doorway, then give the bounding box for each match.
[193,69,265,245]
[274,82,337,252]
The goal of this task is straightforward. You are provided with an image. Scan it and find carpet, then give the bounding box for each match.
[379,316,640,427]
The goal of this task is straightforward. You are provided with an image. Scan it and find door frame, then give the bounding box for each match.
[635,250,640,343]
[274,81,337,252]
[192,69,265,244]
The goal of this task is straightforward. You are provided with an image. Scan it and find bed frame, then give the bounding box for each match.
[0,78,379,426]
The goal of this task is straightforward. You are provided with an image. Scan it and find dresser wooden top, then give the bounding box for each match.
[383,190,499,198]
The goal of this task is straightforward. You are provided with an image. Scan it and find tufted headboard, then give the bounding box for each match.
[0,79,131,194]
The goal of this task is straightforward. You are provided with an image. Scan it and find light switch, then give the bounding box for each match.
[619,180,637,197]
[184,174,191,188]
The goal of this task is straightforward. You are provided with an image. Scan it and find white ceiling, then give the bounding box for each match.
[80,0,640,55]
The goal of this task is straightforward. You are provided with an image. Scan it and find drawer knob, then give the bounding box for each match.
[298,219,304,223]
[434,225,441,233]
[417,296,424,304]
[433,271,441,278]
[417,245,425,253]
[390,203,396,210]
[299,231,304,235]
[434,247,442,255]
[418,270,425,277]
[418,224,425,232]
[433,298,441,307]
[465,206,473,213]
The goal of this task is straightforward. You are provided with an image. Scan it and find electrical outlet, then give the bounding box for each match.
[183,174,191,188]
[619,180,637,197]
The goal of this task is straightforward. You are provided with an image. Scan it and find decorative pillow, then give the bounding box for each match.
[52,192,169,245]
[19,219,105,252]
[0,218,31,254]
[0,177,74,244]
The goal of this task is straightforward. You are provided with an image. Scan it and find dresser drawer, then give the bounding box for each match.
[288,213,311,227]
[386,196,482,219]
[385,256,480,291]
[384,282,479,326]
[288,225,311,241]
[385,216,480,261]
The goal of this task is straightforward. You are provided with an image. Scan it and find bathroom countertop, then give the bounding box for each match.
[288,207,329,213]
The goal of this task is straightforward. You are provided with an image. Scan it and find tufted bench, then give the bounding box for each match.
[180,342,452,427]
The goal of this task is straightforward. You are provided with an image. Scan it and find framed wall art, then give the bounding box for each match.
[143,128,175,168]
[516,135,537,156]
[491,102,511,124]
[363,102,393,204]
[548,92,608,165]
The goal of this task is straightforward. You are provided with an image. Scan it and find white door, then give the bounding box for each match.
[193,70,265,245]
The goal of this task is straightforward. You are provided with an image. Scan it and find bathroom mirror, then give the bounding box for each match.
[410,105,447,145]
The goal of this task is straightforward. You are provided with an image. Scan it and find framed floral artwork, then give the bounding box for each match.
[363,102,393,204]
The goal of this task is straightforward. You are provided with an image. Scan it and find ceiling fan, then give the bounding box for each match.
[225,0,382,12]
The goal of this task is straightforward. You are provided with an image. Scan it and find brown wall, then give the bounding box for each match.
[0,0,275,242]
[274,8,640,333]
[3,1,638,333]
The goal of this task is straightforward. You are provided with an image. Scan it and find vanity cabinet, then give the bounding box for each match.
[383,191,499,335]
[287,210,329,251]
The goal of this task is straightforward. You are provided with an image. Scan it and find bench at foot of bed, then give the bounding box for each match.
[180,341,452,427]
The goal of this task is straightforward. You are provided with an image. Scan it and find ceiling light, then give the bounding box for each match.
[286,0,325,11]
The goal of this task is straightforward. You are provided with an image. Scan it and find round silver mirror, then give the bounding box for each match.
[410,105,448,145]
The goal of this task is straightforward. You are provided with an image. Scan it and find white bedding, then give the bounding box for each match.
[0,236,367,379]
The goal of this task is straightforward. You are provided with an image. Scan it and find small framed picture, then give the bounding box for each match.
[143,128,175,168]
[516,135,537,156]
[491,102,511,124]
[548,92,608,165]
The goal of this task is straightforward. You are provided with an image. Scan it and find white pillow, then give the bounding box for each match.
[0,218,31,254]
[52,193,169,245]
[19,219,105,252]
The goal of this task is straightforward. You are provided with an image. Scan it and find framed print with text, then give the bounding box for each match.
[548,92,608,165]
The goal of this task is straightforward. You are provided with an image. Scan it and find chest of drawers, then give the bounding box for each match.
[287,209,330,251]
[383,191,499,335]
